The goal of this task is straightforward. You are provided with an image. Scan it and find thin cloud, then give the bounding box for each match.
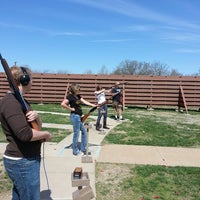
[0,22,83,37]
[161,32,200,43]
[175,49,200,54]
[65,0,200,30]
[90,38,136,43]
[118,25,154,33]
[53,32,83,36]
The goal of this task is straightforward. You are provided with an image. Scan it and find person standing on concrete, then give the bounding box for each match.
[94,84,111,131]
[61,84,96,156]
[0,65,52,200]
[111,81,124,120]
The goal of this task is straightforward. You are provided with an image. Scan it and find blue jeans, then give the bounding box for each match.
[70,113,87,155]
[97,104,108,125]
[3,155,41,200]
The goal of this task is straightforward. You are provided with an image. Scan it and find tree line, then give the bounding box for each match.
[36,59,200,76]
[97,60,182,76]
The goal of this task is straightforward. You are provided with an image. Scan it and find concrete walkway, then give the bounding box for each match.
[0,116,200,200]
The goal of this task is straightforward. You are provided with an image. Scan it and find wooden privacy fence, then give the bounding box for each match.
[1,72,200,111]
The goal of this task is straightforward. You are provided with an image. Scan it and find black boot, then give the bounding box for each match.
[103,122,109,129]
[96,122,101,131]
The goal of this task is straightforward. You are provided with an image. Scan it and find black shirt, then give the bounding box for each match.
[111,87,122,102]
[67,94,83,116]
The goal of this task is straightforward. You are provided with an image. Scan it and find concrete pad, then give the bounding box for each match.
[156,146,200,167]
[40,156,96,200]
[97,144,200,167]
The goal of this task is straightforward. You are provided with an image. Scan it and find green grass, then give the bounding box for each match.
[96,163,200,200]
[0,126,4,142]
[31,103,65,113]
[104,109,200,147]
[42,127,71,143]
[31,103,95,116]
[39,112,71,124]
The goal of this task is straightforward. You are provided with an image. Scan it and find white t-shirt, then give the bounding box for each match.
[97,92,106,104]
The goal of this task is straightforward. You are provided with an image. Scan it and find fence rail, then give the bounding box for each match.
[1,72,200,110]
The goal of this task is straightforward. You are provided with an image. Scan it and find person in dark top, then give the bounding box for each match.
[0,65,52,200]
[61,84,96,155]
[111,81,123,120]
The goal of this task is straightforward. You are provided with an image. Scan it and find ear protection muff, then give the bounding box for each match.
[20,67,30,86]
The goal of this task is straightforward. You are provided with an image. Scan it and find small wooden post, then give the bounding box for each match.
[179,85,188,114]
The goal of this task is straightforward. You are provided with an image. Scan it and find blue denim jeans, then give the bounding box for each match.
[3,155,41,200]
[70,113,87,155]
[97,104,108,125]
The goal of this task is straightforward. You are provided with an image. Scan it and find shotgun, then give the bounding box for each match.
[0,54,40,130]
[81,100,107,123]
[64,82,70,99]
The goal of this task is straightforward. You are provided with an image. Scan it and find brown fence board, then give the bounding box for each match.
[1,72,200,110]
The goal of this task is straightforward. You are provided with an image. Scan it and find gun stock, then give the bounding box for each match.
[81,113,90,123]
[0,54,40,131]
[81,106,97,122]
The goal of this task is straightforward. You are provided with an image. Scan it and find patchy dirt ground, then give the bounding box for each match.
[96,163,133,200]
[131,109,200,126]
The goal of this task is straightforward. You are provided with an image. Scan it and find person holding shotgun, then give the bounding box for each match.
[0,65,52,200]
[61,83,96,156]
[94,84,110,131]
[111,81,124,120]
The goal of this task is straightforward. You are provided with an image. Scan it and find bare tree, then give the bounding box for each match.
[139,62,153,75]
[98,65,109,74]
[169,69,182,76]
[150,61,169,75]
[84,69,93,74]
[112,60,139,75]
[112,60,174,76]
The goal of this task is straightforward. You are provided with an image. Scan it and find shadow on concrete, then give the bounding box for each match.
[64,142,102,149]
[40,189,53,200]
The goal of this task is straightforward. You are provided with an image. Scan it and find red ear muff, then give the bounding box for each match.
[20,67,30,86]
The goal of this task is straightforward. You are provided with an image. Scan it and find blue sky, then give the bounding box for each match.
[1,0,200,75]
